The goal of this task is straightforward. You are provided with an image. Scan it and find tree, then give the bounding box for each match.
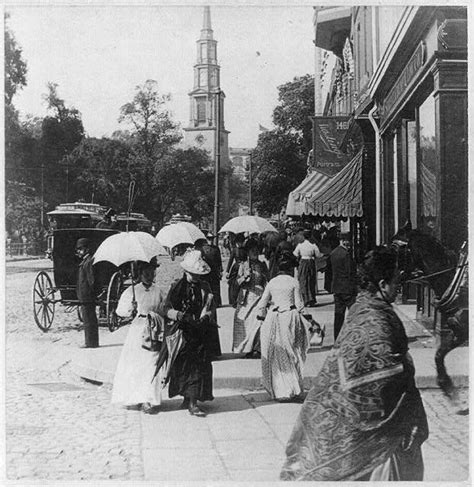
[118,79,181,158]
[40,83,85,207]
[250,74,314,215]
[251,130,306,216]
[127,147,215,227]
[4,13,27,105]
[272,74,314,153]
[64,137,133,209]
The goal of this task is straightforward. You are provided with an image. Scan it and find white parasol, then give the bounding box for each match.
[155,222,206,250]
[93,231,168,267]
[219,215,277,235]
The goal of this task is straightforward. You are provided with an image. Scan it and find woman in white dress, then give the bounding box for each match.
[256,250,310,402]
[111,258,166,413]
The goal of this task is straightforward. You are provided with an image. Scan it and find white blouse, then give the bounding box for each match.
[257,274,304,316]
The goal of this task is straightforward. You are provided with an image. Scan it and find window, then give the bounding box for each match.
[417,95,437,236]
[196,98,206,124]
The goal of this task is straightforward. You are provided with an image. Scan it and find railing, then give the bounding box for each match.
[6,242,45,258]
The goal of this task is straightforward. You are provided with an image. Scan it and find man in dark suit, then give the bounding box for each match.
[330,232,357,341]
[76,238,99,348]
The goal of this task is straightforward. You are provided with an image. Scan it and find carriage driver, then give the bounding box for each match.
[76,238,99,348]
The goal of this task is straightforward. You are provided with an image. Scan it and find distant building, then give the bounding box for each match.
[183,6,230,223]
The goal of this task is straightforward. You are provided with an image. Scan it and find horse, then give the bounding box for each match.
[391,221,468,403]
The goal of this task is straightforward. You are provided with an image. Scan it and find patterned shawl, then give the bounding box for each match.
[281,291,428,481]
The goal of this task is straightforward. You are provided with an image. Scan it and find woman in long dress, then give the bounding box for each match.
[111,259,166,413]
[232,238,268,357]
[225,233,247,307]
[281,247,429,481]
[256,250,310,402]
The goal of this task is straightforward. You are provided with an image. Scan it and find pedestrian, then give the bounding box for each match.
[281,246,429,481]
[322,225,340,292]
[161,250,217,416]
[195,232,223,308]
[269,231,294,279]
[330,231,357,340]
[232,238,269,358]
[75,238,99,348]
[225,233,247,307]
[293,229,321,307]
[111,258,165,414]
[256,250,310,402]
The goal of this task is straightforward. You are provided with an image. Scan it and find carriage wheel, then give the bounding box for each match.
[106,271,123,332]
[33,271,56,332]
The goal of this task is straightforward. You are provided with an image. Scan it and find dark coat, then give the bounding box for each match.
[330,245,357,295]
[77,253,96,303]
[163,275,219,400]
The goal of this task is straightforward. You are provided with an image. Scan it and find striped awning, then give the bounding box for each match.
[305,149,363,217]
[285,170,332,216]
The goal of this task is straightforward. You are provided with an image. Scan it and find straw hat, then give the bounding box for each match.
[180,250,210,275]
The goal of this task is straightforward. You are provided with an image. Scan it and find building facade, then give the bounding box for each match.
[313,6,468,324]
[183,6,231,223]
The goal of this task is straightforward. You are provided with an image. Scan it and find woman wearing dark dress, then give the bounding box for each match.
[225,233,247,307]
[163,250,218,417]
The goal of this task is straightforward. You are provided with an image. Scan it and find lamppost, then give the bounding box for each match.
[213,89,221,243]
[248,151,253,215]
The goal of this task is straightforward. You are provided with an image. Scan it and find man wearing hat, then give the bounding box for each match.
[76,238,99,348]
[161,250,219,416]
[96,208,119,230]
[194,232,223,308]
[330,232,357,341]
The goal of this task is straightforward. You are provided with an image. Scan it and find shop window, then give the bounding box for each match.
[406,120,417,226]
[417,95,438,236]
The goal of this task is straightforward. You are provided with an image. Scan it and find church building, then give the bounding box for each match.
[183,6,231,223]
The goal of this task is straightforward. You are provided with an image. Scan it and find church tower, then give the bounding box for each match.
[184,6,230,222]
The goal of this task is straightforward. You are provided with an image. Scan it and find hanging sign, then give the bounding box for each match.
[312,116,352,177]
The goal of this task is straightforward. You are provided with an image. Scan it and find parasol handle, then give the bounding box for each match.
[131,261,137,317]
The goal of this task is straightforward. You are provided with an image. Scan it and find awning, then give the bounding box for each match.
[285,170,332,216]
[305,149,363,217]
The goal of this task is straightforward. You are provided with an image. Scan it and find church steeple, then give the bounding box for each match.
[201,5,213,40]
[183,5,231,222]
[186,6,224,129]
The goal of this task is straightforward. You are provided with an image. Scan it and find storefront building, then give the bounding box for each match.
[311,5,468,324]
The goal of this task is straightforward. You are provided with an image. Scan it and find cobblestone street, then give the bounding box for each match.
[4,259,470,482]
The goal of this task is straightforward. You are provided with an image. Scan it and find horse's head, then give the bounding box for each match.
[390,220,457,296]
[390,221,421,283]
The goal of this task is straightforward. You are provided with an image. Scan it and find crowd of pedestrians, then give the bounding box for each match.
[73,220,428,481]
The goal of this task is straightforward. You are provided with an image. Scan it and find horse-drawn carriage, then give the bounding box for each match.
[32,228,127,332]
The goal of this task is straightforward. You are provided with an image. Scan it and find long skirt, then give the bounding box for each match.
[111,317,162,406]
[260,309,309,400]
[357,446,424,481]
[227,263,241,307]
[168,344,213,402]
[297,259,316,305]
[232,285,264,353]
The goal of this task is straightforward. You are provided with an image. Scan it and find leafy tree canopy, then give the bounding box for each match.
[272,73,314,152]
[4,13,27,105]
[64,137,133,210]
[118,79,181,158]
[252,130,306,215]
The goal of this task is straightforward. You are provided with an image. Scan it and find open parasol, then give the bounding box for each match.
[155,222,206,250]
[93,231,167,267]
[219,215,277,235]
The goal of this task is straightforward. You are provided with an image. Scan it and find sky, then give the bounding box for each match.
[7,3,316,148]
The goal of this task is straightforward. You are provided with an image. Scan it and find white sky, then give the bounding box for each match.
[7,3,315,148]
